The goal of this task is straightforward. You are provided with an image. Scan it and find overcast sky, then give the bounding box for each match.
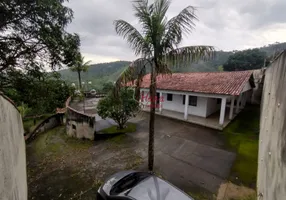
[66,0,286,64]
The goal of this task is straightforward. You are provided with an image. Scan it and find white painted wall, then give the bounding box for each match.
[161,93,185,113]
[162,94,208,117]
[140,89,230,118]
[206,98,220,117]
[140,90,208,118]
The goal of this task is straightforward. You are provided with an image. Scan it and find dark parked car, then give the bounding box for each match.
[97,171,193,200]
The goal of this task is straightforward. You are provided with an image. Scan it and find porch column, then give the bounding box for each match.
[184,95,189,120]
[229,96,235,120]
[219,97,227,125]
[159,92,163,113]
[235,94,242,113]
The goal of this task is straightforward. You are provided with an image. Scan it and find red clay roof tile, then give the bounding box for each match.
[138,71,253,96]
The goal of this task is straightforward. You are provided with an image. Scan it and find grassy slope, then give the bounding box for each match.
[223,106,260,187]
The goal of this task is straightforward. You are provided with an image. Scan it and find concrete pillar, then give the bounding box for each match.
[236,94,242,113]
[184,95,189,120]
[229,96,235,120]
[219,97,226,125]
[159,92,163,113]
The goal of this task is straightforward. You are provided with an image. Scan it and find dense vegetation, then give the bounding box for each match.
[0,0,80,117]
[1,69,74,116]
[223,49,268,71]
[0,0,80,72]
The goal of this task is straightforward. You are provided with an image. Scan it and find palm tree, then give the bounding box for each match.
[114,0,214,171]
[70,55,91,89]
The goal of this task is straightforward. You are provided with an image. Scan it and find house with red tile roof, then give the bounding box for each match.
[139,70,255,130]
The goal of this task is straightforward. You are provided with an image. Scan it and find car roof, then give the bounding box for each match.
[127,175,193,200]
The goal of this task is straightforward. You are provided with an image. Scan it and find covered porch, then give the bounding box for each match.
[143,107,240,130]
[141,89,251,130]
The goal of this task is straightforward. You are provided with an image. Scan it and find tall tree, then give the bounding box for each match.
[0,0,80,72]
[70,55,91,89]
[114,0,214,171]
[223,49,267,71]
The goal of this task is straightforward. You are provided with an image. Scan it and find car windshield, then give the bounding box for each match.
[110,172,150,195]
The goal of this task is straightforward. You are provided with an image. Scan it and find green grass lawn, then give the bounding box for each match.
[32,126,93,158]
[101,123,136,134]
[223,106,260,188]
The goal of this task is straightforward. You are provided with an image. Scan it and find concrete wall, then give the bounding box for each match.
[251,68,265,104]
[257,51,286,199]
[66,97,96,140]
[206,98,220,117]
[26,114,64,143]
[0,94,27,200]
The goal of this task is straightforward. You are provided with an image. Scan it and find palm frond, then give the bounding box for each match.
[114,58,149,97]
[155,61,172,75]
[84,61,91,66]
[114,20,151,57]
[163,6,197,47]
[154,0,171,22]
[69,55,91,72]
[167,45,215,67]
[132,0,153,36]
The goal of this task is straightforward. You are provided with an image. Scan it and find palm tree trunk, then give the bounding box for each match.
[78,71,82,89]
[135,78,142,101]
[148,63,157,171]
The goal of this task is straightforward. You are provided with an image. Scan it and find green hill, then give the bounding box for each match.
[58,61,131,90]
[58,42,286,89]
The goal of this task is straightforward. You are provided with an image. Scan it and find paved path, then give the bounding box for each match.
[129,113,236,193]
[69,97,99,114]
[95,114,116,131]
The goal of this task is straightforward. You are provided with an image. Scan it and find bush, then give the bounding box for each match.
[97,87,139,129]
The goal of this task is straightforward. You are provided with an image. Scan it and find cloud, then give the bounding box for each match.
[66,0,286,63]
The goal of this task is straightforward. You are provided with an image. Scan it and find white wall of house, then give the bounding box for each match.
[206,98,220,117]
[161,93,208,117]
[139,88,236,120]
[162,93,184,113]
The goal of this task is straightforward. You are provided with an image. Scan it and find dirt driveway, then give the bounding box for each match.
[27,113,235,199]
